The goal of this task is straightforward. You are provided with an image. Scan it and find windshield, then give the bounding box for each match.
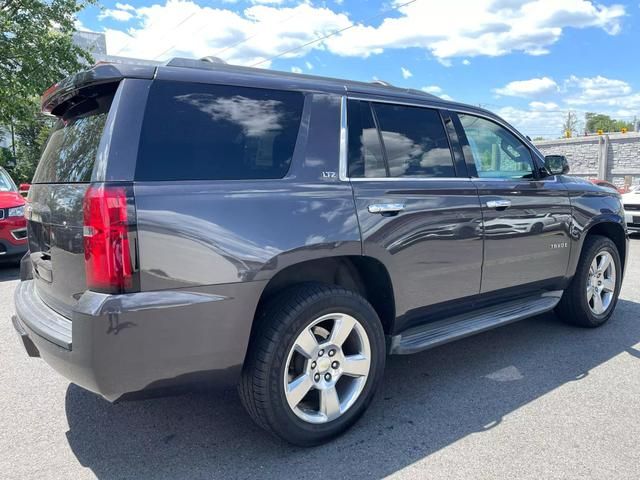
[0,169,17,192]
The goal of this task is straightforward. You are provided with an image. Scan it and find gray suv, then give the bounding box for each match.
[12,59,628,446]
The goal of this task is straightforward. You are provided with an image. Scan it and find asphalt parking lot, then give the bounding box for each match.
[1,239,639,480]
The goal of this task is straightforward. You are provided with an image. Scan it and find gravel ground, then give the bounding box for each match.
[1,238,639,480]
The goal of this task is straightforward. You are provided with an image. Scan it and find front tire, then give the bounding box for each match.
[239,283,386,446]
[556,235,622,327]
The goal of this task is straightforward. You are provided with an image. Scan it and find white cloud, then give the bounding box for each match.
[105,1,351,66]
[462,59,471,65]
[102,0,626,66]
[401,67,412,79]
[564,75,633,104]
[99,5,136,22]
[421,85,443,94]
[115,3,136,11]
[291,66,303,73]
[529,101,559,110]
[494,77,559,97]
[325,0,625,60]
[497,106,565,137]
[305,61,313,70]
[421,85,453,101]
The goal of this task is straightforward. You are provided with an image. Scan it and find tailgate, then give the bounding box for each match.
[27,91,113,318]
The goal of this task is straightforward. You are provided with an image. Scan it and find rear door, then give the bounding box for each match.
[453,112,572,293]
[346,98,483,329]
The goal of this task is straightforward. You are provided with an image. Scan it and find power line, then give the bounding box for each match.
[215,10,303,61]
[250,0,418,68]
[113,10,198,57]
[152,12,199,60]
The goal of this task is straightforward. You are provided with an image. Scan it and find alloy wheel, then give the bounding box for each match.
[283,313,371,424]
[586,250,616,315]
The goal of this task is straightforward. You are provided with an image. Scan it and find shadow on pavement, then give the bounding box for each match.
[64,299,640,480]
[0,264,19,282]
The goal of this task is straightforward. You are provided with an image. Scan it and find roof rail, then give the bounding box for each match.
[371,79,392,87]
[164,57,227,70]
[200,56,227,64]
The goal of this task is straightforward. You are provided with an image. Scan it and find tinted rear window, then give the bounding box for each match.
[33,95,113,183]
[136,81,304,181]
[372,103,455,178]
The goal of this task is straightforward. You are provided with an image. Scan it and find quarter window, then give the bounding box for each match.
[458,114,534,179]
[136,81,304,181]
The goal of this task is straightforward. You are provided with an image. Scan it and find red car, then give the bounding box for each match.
[590,179,622,193]
[0,167,27,263]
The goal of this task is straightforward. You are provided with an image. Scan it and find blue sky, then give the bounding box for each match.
[77,0,640,138]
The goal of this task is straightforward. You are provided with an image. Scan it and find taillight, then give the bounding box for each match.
[83,184,136,293]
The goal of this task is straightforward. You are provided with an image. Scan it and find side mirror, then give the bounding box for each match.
[544,155,570,175]
[19,183,30,197]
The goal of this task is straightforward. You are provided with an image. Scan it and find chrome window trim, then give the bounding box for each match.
[339,95,472,183]
[339,95,348,181]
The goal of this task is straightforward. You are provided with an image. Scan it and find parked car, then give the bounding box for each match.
[0,167,27,262]
[12,59,628,446]
[622,188,640,233]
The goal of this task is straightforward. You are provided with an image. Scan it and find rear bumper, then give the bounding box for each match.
[12,279,266,401]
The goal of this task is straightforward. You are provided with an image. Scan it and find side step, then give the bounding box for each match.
[390,291,563,355]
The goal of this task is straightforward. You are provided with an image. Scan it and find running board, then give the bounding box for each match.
[389,291,563,355]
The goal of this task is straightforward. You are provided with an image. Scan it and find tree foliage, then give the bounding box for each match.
[561,111,580,138]
[0,0,93,125]
[585,113,633,134]
[0,0,93,182]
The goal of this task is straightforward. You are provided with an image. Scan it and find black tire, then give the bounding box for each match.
[556,235,622,327]
[239,283,386,446]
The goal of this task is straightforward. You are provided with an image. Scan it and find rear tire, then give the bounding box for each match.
[556,235,621,327]
[239,283,386,446]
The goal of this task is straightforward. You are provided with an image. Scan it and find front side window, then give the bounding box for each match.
[136,81,304,181]
[458,114,534,179]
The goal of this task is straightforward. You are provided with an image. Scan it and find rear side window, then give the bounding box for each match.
[372,103,455,178]
[347,100,386,178]
[33,95,113,183]
[136,81,304,181]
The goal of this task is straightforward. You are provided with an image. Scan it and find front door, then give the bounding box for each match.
[453,112,572,293]
[346,98,484,325]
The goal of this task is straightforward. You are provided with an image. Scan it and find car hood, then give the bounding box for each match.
[622,192,640,205]
[0,191,25,208]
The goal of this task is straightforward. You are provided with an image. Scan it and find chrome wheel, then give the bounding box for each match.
[586,250,616,315]
[284,313,371,424]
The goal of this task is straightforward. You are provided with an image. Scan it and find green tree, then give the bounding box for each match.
[1,0,94,181]
[585,113,633,133]
[561,111,580,137]
[0,0,94,125]
[11,98,53,183]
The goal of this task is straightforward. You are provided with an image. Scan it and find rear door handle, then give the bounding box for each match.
[486,199,511,210]
[368,203,405,215]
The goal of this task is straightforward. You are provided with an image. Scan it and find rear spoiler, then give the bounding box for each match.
[41,63,156,116]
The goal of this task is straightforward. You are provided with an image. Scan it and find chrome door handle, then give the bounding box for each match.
[486,199,511,210]
[368,203,405,214]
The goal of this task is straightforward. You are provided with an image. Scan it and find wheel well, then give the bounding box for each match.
[586,222,627,272]
[257,256,395,334]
